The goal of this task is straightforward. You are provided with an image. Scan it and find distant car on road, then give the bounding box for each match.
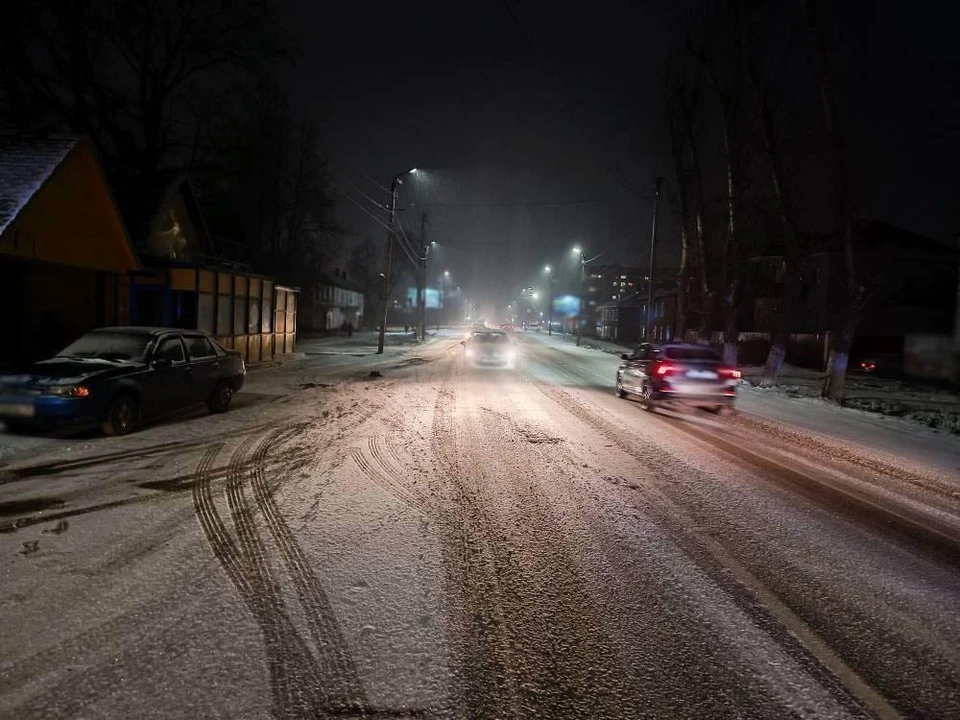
[500,323,515,332]
[616,342,739,414]
[0,327,246,436]
[462,330,518,369]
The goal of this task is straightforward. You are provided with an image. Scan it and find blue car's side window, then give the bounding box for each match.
[155,338,185,364]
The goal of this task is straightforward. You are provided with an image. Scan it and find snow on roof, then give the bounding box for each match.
[0,134,81,237]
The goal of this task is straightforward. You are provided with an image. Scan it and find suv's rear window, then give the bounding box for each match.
[474,333,507,343]
[663,346,721,361]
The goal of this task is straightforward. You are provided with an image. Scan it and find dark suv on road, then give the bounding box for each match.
[0,327,246,436]
[616,342,740,414]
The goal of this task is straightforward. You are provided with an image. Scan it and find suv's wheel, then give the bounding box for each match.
[641,383,657,412]
[207,380,234,413]
[615,377,627,398]
[103,394,138,436]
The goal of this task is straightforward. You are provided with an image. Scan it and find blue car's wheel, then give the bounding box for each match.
[207,380,234,414]
[103,394,138,436]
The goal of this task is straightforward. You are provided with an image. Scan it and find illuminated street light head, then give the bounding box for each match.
[443,270,450,277]
[544,265,551,273]
[571,246,582,255]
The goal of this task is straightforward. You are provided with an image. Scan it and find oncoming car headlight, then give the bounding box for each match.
[42,385,91,398]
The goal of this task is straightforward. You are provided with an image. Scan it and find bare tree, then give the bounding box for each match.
[744,17,804,386]
[694,1,747,365]
[1,0,287,194]
[672,12,718,344]
[663,47,698,342]
[806,0,863,403]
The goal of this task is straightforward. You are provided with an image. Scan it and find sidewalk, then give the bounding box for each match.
[296,329,434,355]
[536,330,631,356]
[547,331,960,435]
[739,364,960,434]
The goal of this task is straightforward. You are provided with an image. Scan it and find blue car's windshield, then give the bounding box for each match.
[56,332,152,362]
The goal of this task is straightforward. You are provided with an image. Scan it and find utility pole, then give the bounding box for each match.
[418,212,428,341]
[547,278,554,336]
[645,177,663,343]
[377,177,401,354]
[576,252,585,347]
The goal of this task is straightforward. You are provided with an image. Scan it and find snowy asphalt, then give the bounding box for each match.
[1,331,959,719]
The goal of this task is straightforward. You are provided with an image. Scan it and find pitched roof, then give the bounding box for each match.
[0,134,81,236]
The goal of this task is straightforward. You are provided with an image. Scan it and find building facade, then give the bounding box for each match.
[299,269,364,332]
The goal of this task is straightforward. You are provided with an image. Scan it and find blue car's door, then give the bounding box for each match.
[182,334,222,405]
[140,335,190,418]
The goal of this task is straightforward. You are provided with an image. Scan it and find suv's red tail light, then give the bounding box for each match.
[719,367,742,379]
[654,362,677,376]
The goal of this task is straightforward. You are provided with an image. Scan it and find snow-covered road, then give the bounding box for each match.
[2,331,959,718]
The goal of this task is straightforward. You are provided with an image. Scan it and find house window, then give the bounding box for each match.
[248,297,261,334]
[198,293,215,333]
[262,297,272,333]
[233,298,246,336]
[217,295,232,335]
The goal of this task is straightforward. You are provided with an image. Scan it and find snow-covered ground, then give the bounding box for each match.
[2,329,959,718]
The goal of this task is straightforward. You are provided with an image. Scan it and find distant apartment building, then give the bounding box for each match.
[581,265,644,337]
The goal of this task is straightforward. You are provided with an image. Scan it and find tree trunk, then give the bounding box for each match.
[708,71,740,366]
[807,0,858,402]
[675,231,688,342]
[664,81,691,344]
[746,57,803,387]
[820,300,860,403]
[691,169,712,343]
[723,305,738,366]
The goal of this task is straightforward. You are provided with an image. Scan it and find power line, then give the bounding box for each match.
[334,185,395,234]
[335,184,422,269]
[346,179,389,212]
[393,215,421,268]
[354,167,391,194]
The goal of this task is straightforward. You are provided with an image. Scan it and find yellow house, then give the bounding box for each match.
[0,134,140,368]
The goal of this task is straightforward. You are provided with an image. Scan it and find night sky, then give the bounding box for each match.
[280,0,958,310]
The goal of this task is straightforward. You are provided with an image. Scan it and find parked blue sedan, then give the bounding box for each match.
[0,327,246,436]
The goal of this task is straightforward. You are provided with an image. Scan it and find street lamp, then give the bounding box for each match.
[571,246,604,346]
[378,167,419,354]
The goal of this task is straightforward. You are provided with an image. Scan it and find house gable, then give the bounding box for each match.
[0,136,138,273]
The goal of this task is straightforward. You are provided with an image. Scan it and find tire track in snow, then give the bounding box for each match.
[247,425,369,715]
[430,357,634,718]
[530,378,899,720]
[195,433,342,718]
[429,358,525,718]
[1,423,275,483]
[351,437,436,519]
